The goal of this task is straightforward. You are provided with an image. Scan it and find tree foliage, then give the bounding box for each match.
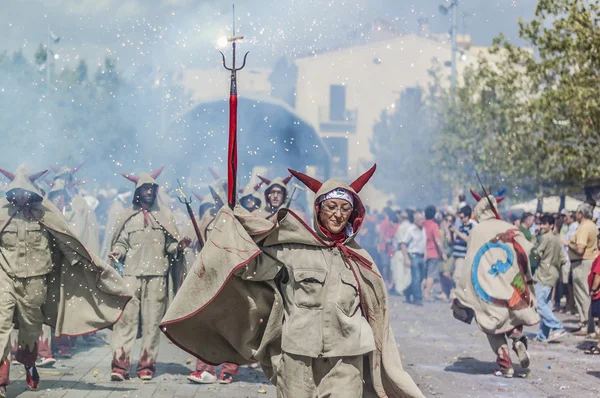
[429,0,600,199]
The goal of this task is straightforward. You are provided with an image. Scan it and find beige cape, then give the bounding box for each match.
[0,168,131,336]
[161,178,424,398]
[454,196,539,334]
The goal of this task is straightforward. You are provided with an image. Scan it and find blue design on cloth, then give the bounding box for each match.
[471,241,514,304]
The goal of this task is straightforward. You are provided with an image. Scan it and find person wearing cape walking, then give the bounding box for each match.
[37,177,102,366]
[185,178,241,385]
[452,189,539,378]
[0,165,131,398]
[108,166,190,382]
[160,164,424,398]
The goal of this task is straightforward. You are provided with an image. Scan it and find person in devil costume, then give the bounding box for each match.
[0,165,131,397]
[161,165,424,398]
[186,178,241,385]
[452,189,539,378]
[257,175,292,219]
[239,181,265,214]
[108,166,190,381]
[37,177,103,365]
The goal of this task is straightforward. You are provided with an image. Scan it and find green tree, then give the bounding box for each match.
[433,0,600,198]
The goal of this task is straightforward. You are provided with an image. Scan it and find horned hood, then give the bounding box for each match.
[289,165,376,242]
[121,165,165,206]
[0,165,48,204]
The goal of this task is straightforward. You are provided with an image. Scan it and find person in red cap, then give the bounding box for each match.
[161,165,424,398]
[108,166,190,382]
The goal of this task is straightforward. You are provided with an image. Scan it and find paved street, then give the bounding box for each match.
[7,297,600,397]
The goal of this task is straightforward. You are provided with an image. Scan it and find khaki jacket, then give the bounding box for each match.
[0,167,131,336]
[161,178,424,398]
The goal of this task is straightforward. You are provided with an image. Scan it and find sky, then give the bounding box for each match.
[1,0,538,74]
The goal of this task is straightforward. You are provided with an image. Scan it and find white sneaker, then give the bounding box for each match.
[187,370,217,384]
[36,357,56,368]
[547,330,567,343]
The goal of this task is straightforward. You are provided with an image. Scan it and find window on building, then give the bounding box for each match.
[330,85,346,121]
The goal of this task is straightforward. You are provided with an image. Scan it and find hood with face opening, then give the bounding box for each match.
[470,188,504,222]
[239,181,264,211]
[1,165,47,205]
[289,165,376,242]
[258,175,292,210]
[121,165,164,207]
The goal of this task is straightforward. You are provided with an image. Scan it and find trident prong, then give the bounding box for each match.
[220,50,250,72]
[176,178,192,206]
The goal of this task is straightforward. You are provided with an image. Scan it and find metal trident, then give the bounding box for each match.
[219,4,249,209]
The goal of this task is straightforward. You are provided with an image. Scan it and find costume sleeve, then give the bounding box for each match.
[164,231,179,255]
[112,223,129,256]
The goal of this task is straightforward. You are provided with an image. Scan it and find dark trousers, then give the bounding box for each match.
[404,253,425,303]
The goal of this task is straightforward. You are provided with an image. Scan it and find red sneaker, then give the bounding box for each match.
[25,366,40,390]
[56,347,73,359]
[218,372,234,384]
[110,369,129,382]
[138,370,153,381]
[187,370,217,384]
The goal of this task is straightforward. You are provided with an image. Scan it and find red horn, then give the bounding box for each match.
[71,162,84,174]
[469,189,482,202]
[151,164,165,179]
[349,164,376,193]
[208,167,220,180]
[282,174,293,185]
[73,180,87,186]
[49,165,60,173]
[29,170,48,182]
[122,174,139,184]
[257,175,271,185]
[288,168,323,193]
[253,181,264,191]
[0,168,15,181]
[192,191,204,201]
[496,196,505,203]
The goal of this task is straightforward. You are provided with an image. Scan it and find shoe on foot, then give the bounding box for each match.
[513,341,530,368]
[110,369,129,381]
[218,372,234,384]
[187,370,217,384]
[25,366,40,390]
[0,385,6,398]
[547,330,567,343]
[55,348,73,359]
[493,367,514,378]
[11,355,19,365]
[138,370,153,381]
[36,356,56,368]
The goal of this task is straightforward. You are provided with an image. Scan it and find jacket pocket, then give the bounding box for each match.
[0,223,18,248]
[25,223,44,246]
[292,269,327,310]
[336,270,360,317]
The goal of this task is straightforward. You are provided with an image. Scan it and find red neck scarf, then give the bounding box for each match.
[318,223,347,244]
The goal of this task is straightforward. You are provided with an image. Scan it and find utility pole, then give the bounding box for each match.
[47,24,51,96]
[450,0,458,91]
[439,1,459,97]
